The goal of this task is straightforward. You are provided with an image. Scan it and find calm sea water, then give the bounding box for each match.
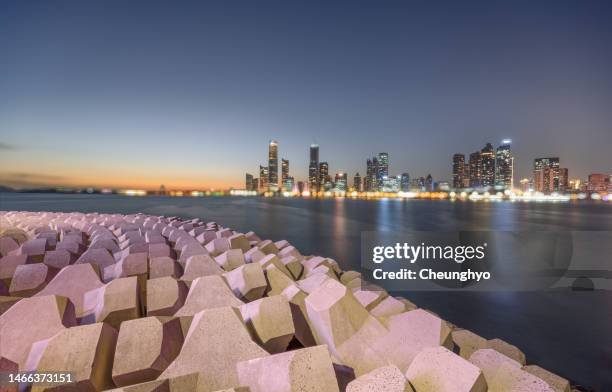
[1,193,611,390]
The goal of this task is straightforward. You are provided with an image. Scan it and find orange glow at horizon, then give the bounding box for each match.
[0,163,243,190]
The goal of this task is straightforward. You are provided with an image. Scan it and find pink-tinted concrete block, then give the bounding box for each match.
[0,237,19,257]
[0,254,27,284]
[146,277,188,316]
[0,295,76,369]
[18,238,48,262]
[149,256,181,279]
[112,317,183,387]
[9,263,50,297]
[43,249,73,270]
[36,263,104,319]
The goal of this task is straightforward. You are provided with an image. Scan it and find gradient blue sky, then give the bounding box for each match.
[1,0,611,189]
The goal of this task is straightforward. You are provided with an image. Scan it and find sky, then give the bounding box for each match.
[1,0,611,190]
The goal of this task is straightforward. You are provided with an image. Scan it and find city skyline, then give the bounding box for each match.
[247,138,607,195]
[1,1,612,190]
[1,134,610,191]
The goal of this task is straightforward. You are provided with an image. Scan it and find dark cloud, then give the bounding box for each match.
[0,172,66,189]
[0,143,17,150]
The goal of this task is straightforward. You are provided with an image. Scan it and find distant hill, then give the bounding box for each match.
[0,185,15,192]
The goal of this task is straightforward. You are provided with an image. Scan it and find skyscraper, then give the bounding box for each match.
[587,173,609,192]
[400,173,410,192]
[334,172,347,192]
[319,162,330,191]
[495,140,514,190]
[382,176,400,192]
[259,165,268,192]
[533,157,560,194]
[452,154,465,189]
[469,151,482,188]
[245,173,254,191]
[309,144,319,192]
[377,152,389,189]
[366,158,377,191]
[281,158,289,191]
[559,168,569,193]
[284,176,294,193]
[268,140,279,192]
[353,173,362,192]
[481,143,495,188]
[418,176,425,191]
[425,174,433,192]
[463,163,470,187]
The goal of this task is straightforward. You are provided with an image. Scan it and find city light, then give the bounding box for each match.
[95,139,609,203]
[118,189,147,196]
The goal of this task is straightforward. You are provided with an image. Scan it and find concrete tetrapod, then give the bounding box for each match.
[468,348,522,385]
[236,345,339,392]
[180,254,222,282]
[0,295,76,370]
[304,279,388,376]
[174,275,243,317]
[224,264,267,302]
[371,309,453,373]
[522,365,571,392]
[487,362,555,392]
[404,346,487,392]
[35,263,105,320]
[346,365,414,392]
[91,276,141,328]
[9,263,50,297]
[452,329,488,360]
[112,317,184,387]
[147,277,188,316]
[159,307,269,391]
[31,322,118,392]
[240,295,295,353]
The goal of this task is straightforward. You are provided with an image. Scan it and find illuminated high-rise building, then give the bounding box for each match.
[452,154,465,189]
[495,140,514,190]
[480,143,495,188]
[533,157,560,194]
[377,152,389,189]
[334,172,347,192]
[568,178,581,191]
[382,176,400,192]
[319,162,330,191]
[245,173,254,191]
[418,176,426,191]
[284,176,294,193]
[259,165,268,191]
[463,163,470,187]
[366,158,378,191]
[308,144,319,192]
[353,173,362,192]
[559,168,569,193]
[469,151,482,188]
[268,140,279,192]
[281,159,289,191]
[425,174,433,192]
[437,181,450,191]
[519,178,530,192]
[252,178,259,192]
[587,173,610,192]
[400,173,410,192]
